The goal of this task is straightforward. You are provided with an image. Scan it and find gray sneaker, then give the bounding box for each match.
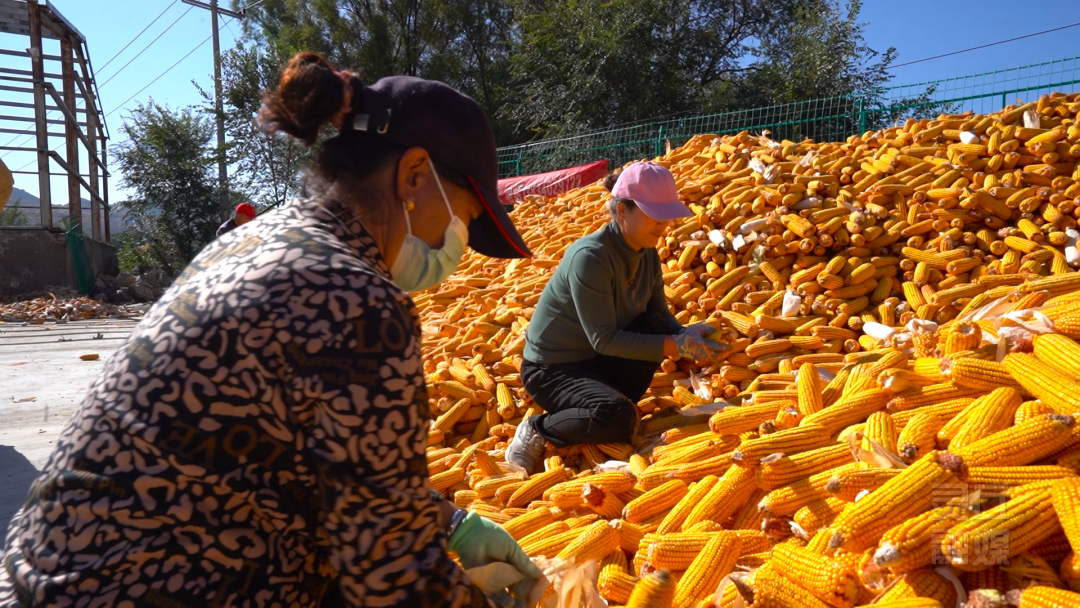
[506,417,546,474]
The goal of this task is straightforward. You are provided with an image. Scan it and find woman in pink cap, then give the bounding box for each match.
[507,161,727,472]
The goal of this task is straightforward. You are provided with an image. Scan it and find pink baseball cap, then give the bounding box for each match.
[611,161,694,221]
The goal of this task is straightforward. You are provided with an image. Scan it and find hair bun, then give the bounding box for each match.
[601,169,622,193]
[258,52,362,145]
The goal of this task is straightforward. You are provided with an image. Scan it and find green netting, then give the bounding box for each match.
[497,56,1080,178]
[61,215,95,295]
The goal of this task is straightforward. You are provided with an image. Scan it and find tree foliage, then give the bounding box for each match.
[234,0,896,144]
[114,102,222,266]
[0,200,29,226]
[217,42,310,209]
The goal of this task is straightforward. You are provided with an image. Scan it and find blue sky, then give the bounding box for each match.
[1,0,1078,209]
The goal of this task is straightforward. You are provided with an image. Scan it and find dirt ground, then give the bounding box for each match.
[0,317,140,539]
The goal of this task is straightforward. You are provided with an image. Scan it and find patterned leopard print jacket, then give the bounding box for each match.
[0,198,491,607]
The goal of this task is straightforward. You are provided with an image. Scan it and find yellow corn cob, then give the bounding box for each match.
[869,600,944,608]
[708,402,780,435]
[626,569,676,608]
[948,387,1024,451]
[502,506,555,540]
[430,467,466,493]
[623,480,689,524]
[683,465,758,529]
[942,484,1062,571]
[1051,477,1080,553]
[520,525,580,557]
[863,411,897,452]
[432,398,475,432]
[887,383,980,412]
[802,388,891,435]
[943,357,1025,392]
[1008,586,1080,607]
[507,466,571,508]
[556,519,620,563]
[756,443,855,490]
[895,412,943,464]
[743,562,834,608]
[495,382,514,414]
[961,568,1011,596]
[793,497,848,537]
[951,413,1077,467]
[873,506,970,572]
[1017,400,1056,424]
[435,380,477,401]
[598,566,637,605]
[1033,333,1080,382]
[732,423,831,466]
[581,482,628,519]
[826,451,968,553]
[890,397,974,429]
[874,568,957,607]
[1061,552,1080,592]
[825,466,903,502]
[657,475,719,534]
[771,542,860,608]
[965,465,1077,492]
[1045,303,1080,340]
[672,532,741,608]
[912,357,944,382]
[759,463,861,516]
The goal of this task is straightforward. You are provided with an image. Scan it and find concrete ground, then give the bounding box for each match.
[0,317,140,539]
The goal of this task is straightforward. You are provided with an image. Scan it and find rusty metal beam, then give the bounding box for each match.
[41,83,106,173]
[101,143,109,243]
[27,0,51,228]
[71,40,104,240]
[61,38,81,230]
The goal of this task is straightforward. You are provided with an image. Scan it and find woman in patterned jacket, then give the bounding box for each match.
[0,52,542,607]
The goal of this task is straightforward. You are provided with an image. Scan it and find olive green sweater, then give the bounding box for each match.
[524,221,678,364]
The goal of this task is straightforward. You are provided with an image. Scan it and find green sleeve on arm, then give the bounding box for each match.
[567,250,667,362]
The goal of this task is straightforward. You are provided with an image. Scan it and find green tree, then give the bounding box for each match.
[0,200,29,226]
[114,102,222,267]
[216,42,310,209]
[502,0,811,137]
[236,0,520,142]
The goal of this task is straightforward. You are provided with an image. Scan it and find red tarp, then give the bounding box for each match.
[498,160,610,205]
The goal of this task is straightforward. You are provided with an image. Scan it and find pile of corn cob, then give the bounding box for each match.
[417,92,1080,607]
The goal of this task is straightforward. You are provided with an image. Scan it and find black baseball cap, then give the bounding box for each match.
[347,76,531,259]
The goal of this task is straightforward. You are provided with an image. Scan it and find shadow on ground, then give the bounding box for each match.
[0,445,38,540]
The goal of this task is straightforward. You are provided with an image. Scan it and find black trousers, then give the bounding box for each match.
[521,311,681,447]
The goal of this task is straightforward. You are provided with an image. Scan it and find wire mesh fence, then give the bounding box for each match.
[497,56,1080,178]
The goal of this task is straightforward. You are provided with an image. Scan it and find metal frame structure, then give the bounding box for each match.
[0,0,109,241]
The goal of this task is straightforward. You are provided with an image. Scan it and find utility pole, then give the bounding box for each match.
[181,0,243,218]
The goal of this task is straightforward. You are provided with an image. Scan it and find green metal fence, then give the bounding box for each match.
[497,56,1080,178]
[60,216,95,295]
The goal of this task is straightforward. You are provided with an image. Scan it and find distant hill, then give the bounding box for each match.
[4,187,131,234]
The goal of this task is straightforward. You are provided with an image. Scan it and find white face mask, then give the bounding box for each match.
[389,159,470,292]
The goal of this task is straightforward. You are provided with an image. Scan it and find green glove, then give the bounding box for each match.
[448,511,544,603]
[448,512,542,575]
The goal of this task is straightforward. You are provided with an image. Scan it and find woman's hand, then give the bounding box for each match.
[673,325,727,361]
[448,512,547,604]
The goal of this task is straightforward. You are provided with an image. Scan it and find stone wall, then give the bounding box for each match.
[0,227,118,296]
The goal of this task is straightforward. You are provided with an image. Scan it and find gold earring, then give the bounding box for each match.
[405,199,415,211]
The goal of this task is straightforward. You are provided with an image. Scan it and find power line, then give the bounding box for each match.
[98,4,195,89]
[0,0,186,152]
[105,24,224,119]
[97,0,181,72]
[891,20,1080,69]
[14,17,232,173]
